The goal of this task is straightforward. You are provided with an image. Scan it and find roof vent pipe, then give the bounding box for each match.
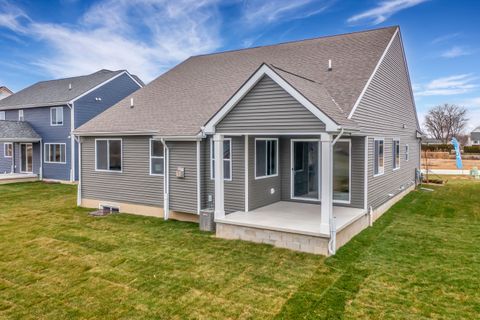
[68,83,72,90]
[328,59,332,71]
[130,98,134,108]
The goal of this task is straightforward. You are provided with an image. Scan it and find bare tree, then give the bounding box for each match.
[424,104,468,144]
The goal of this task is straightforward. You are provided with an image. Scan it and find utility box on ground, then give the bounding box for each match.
[199,209,215,232]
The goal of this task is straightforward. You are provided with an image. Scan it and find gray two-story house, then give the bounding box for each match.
[74,26,421,255]
[0,70,143,181]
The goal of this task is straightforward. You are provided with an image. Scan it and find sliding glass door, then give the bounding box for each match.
[291,140,319,200]
[20,143,33,173]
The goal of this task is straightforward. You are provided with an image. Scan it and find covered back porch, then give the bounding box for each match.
[211,133,367,255]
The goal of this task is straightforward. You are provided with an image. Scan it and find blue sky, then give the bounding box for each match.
[0,0,479,130]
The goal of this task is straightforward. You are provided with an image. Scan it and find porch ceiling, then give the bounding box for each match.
[215,201,365,237]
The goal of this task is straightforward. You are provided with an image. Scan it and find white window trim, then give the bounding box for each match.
[18,110,24,121]
[405,144,410,161]
[44,143,67,164]
[95,138,123,173]
[333,139,352,205]
[393,138,400,171]
[373,138,385,177]
[255,138,279,180]
[50,107,64,126]
[210,137,232,181]
[149,138,165,176]
[0,111,5,120]
[3,142,12,158]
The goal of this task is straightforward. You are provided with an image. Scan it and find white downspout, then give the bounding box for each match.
[161,139,169,220]
[67,102,75,182]
[328,128,345,255]
[39,139,43,180]
[75,135,81,206]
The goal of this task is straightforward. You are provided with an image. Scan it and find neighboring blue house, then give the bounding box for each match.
[0,69,143,181]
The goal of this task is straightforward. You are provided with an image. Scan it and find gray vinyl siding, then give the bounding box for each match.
[5,107,71,180]
[351,33,420,210]
[0,142,13,173]
[279,136,365,209]
[74,74,141,180]
[167,141,198,214]
[216,75,325,133]
[248,136,281,210]
[204,136,245,214]
[81,136,164,207]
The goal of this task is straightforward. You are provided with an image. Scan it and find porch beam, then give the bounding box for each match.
[320,133,333,235]
[213,134,225,219]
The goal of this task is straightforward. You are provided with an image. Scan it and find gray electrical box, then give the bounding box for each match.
[199,209,215,232]
[176,167,185,178]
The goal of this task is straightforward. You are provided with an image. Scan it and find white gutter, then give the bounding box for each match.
[328,128,345,256]
[74,131,158,137]
[161,138,170,220]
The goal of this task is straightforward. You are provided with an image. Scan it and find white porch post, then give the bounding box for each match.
[213,134,225,219]
[320,133,333,235]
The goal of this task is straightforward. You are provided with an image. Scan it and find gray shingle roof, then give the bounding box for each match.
[0,70,125,110]
[0,120,41,142]
[76,26,398,136]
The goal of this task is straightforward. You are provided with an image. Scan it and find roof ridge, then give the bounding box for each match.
[35,69,121,85]
[192,25,398,59]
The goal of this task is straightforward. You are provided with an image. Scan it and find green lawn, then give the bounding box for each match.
[0,179,479,319]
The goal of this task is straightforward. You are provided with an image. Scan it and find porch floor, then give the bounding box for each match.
[216,201,366,237]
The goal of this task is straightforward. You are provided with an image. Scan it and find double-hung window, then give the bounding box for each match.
[0,111,5,120]
[95,139,122,172]
[255,138,278,179]
[211,138,232,180]
[150,139,164,175]
[374,138,384,176]
[393,139,400,170]
[405,144,409,161]
[50,107,64,126]
[4,143,12,157]
[18,110,24,121]
[44,143,66,163]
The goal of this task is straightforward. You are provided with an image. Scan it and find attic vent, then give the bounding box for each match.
[328,59,332,71]
[68,83,72,90]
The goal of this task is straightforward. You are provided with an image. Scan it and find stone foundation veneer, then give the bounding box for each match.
[216,223,330,255]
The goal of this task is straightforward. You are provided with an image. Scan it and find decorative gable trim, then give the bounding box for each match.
[348,27,399,120]
[203,64,340,133]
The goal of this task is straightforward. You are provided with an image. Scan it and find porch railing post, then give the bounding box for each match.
[213,134,225,219]
[320,133,333,235]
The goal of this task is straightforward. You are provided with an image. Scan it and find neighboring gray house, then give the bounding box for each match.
[0,70,143,181]
[74,26,421,255]
[470,127,480,145]
[0,86,13,100]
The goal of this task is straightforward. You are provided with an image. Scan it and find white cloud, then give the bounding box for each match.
[348,0,429,25]
[431,32,461,45]
[242,0,333,25]
[415,74,478,96]
[0,0,29,33]
[441,46,471,58]
[0,0,223,83]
